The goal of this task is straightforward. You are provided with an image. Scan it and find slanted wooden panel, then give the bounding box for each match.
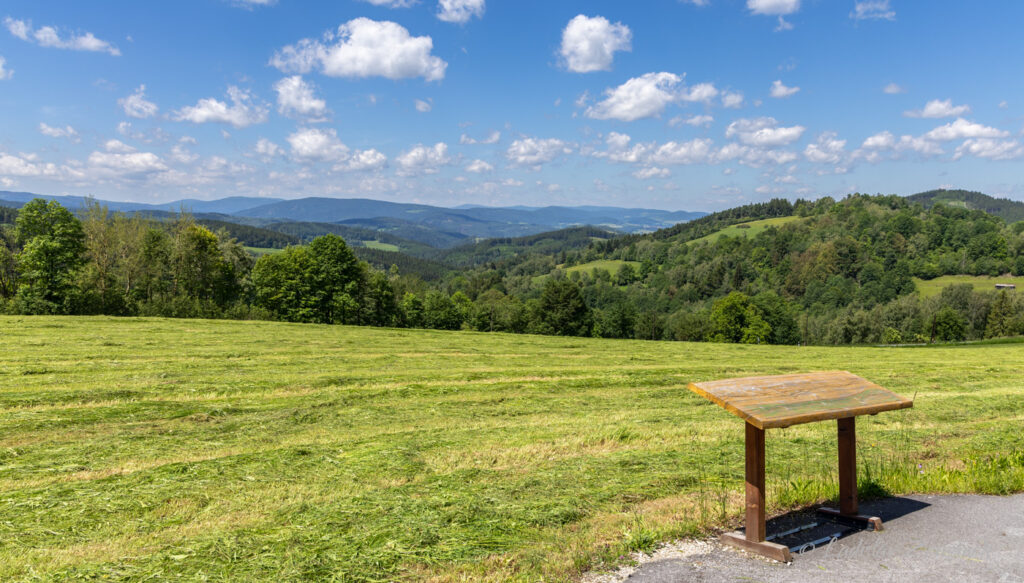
[688,371,912,429]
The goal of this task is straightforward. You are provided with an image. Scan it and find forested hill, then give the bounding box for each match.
[907,189,1024,223]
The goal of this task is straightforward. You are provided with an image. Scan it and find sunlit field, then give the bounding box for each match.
[2,316,1022,581]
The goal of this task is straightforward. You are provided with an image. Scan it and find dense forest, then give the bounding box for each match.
[1,194,1022,345]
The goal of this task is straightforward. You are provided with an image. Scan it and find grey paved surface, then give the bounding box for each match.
[622,494,1024,582]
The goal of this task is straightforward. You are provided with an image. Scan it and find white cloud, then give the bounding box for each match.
[954,139,1024,161]
[232,0,277,7]
[104,139,136,154]
[254,138,282,158]
[460,130,500,145]
[633,167,670,179]
[119,85,159,119]
[38,123,79,142]
[0,56,12,80]
[725,117,805,147]
[883,83,905,94]
[670,114,714,128]
[465,159,493,173]
[342,149,388,171]
[596,132,652,163]
[804,132,846,164]
[87,151,167,175]
[904,99,971,119]
[174,87,269,128]
[856,130,944,159]
[586,72,682,122]
[923,118,1008,141]
[770,80,800,98]
[287,127,349,162]
[396,142,450,175]
[680,82,719,103]
[851,1,895,21]
[506,138,569,167]
[271,18,447,81]
[273,76,328,118]
[560,15,632,73]
[0,152,59,177]
[437,0,485,24]
[651,139,715,165]
[747,0,800,15]
[4,17,120,56]
[414,98,432,112]
[861,131,896,150]
[722,91,744,108]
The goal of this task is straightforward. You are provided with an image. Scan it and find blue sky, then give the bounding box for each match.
[2,0,1024,211]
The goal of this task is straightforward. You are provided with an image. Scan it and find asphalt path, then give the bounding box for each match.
[586,494,1024,583]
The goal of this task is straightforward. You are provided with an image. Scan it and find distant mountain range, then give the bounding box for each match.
[906,189,1024,223]
[0,191,706,245]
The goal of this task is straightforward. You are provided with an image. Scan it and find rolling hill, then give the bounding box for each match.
[907,189,1024,223]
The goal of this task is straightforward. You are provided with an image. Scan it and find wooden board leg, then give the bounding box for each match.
[837,417,857,516]
[745,421,766,543]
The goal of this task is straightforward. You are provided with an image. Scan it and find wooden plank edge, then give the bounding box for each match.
[760,398,914,429]
[816,507,884,531]
[720,532,792,562]
[687,382,765,429]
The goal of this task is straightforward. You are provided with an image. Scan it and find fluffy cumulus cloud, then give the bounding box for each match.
[747,0,799,14]
[273,76,328,118]
[87,140,168,176]
[174,87,269,128]
[851,0,895,21]
[286,127,387,171]
[586,72,682,122]
[650,139,715,165]
[803,131,847,164]
[437,0,486,24]
[770,80,799,98]
[633,167,671,179]
[905,99,971,119]
[883,83,905,94]
[954,139,1024,161]
[0,56,12,80]
[4,17,120,56]
[506,138,569,167]
[722,91,744,109]
[465,159,493,173]
[0,152,59,177]
[460,130,500,145]
[396,143,450,175]
[856,131,943,160]
[271,18,447,81]
[725,117,805,147]
[287,127,349,162]
[560,15,632,73]
[670,114,714,128]
[119,85,159,119]
[39,123,79,142]
[924,118,1008,141]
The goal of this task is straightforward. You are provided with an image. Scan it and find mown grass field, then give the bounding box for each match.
[688,216,802,246]
[1,317,1023,581]
[913,274,1024,298]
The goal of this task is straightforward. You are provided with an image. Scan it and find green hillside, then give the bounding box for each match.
[914,275,1024,298]
[907,189,1024,223]
[1,316,1022,581]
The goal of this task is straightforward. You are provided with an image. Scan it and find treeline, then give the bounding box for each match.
[2,195,1023,346]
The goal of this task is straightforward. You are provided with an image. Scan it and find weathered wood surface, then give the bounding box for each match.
[720,532,792,562]
[745,422,766,542]
[688,371,913,429]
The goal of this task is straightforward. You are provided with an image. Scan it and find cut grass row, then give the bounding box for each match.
[1,316,1022,581]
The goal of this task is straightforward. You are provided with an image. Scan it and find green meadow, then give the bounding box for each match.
[687,216,802,246]
[1,316,1023,581]
[913,274,1024,298]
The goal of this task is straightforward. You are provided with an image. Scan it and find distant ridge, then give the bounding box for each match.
[906,189,1024,223]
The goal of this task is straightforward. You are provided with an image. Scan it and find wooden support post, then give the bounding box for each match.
[721,421,791,562]
[817,416,884,531]
[745,421,766,542]
[837,416,857,515]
